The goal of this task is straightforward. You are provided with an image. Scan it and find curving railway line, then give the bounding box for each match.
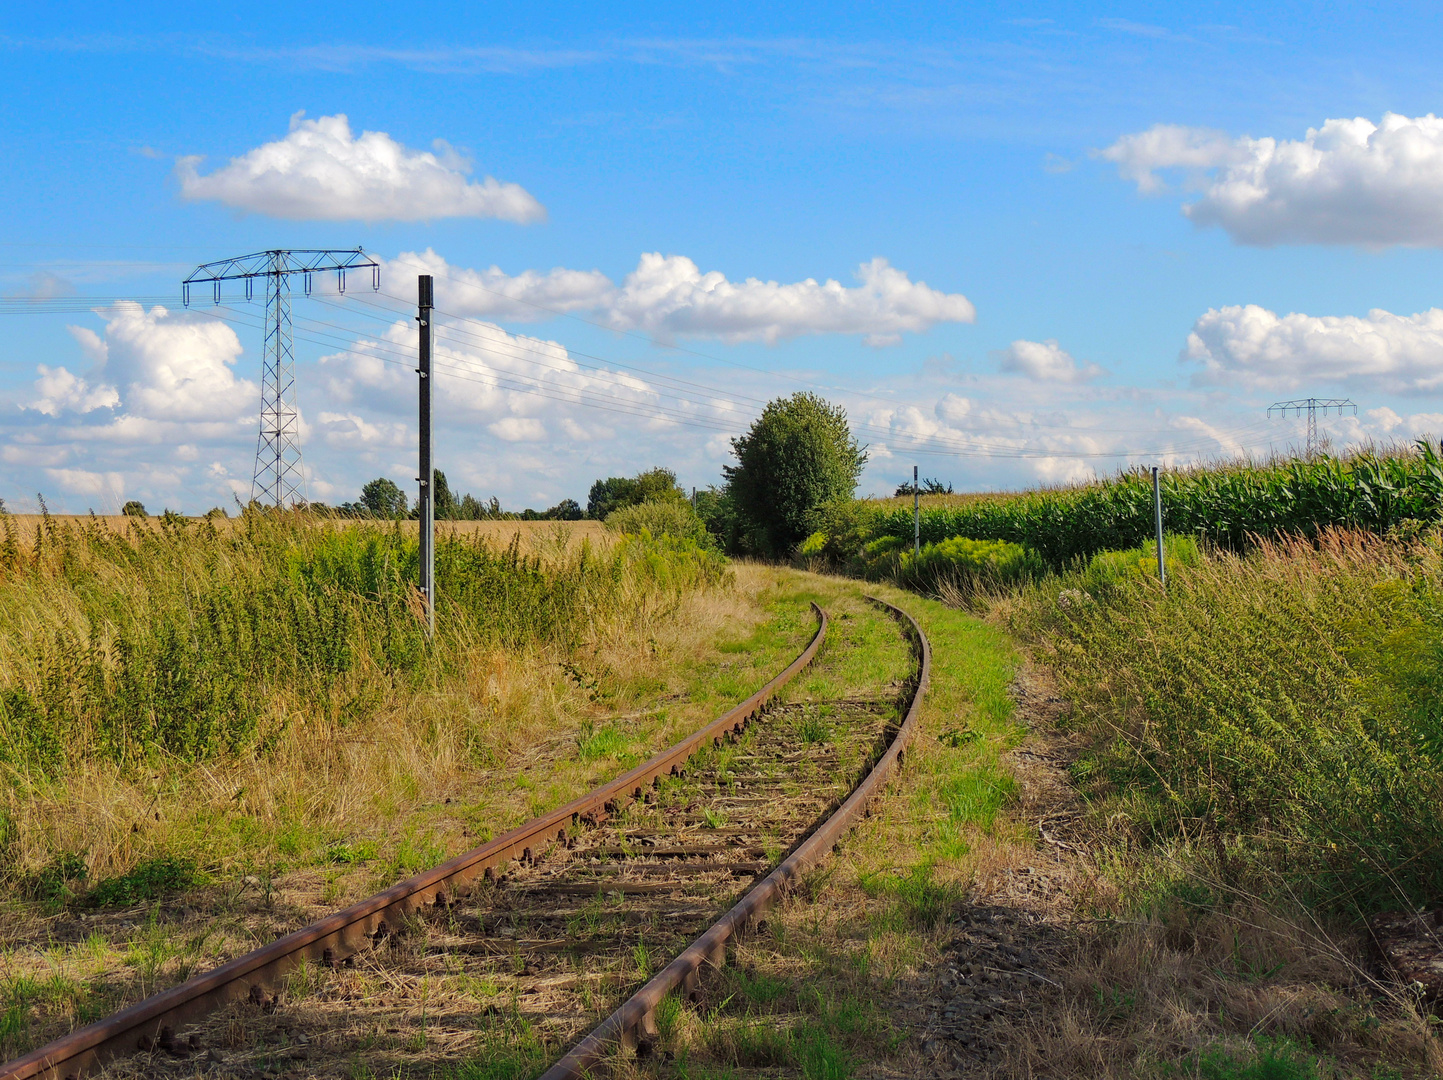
[1,597,929,1079]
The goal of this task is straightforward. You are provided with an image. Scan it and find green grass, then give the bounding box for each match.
[1184,1037,1330,1080]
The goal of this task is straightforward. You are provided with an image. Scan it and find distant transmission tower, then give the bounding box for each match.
[1267,397,1357,457]
[184,250,381,508]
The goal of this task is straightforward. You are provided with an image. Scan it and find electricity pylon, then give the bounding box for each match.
[1267,397,1357,457]
[184,249,381,508]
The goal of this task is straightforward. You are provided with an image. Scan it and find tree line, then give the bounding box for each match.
[262,392,870,557]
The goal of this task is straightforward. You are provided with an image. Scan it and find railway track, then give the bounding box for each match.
[2,596,929,1079]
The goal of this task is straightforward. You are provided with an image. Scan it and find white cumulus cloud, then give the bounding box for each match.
[1101,112,1443,246]
[400,250,975,345]
[606,253,975,345]
[1096,124,1246,194]
[177,112,545,224]
[27,363,118,417]
[390,250,613,321]
[1184,303,1443,392]
[86,302,258,422]
[996,339,1103,383]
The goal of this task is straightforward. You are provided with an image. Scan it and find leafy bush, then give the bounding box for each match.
[1079,534,1201,595]
[797,531,827,558]
[87,855,203,907]
[897,536,1045,592]
[605,499,717,550]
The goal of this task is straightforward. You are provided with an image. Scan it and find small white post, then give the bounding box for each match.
[1152,465,1165,587]
[913,465,920,558]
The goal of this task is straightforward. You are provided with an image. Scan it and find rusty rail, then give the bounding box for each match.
[0,605,829,1080]
[539,595,930,1079]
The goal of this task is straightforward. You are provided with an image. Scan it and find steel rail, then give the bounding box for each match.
[0,605,829,1080]
[539,595,930,1079]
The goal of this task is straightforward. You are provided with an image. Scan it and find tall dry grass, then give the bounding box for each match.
[0,509,732,885]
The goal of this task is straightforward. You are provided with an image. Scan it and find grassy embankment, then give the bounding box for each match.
[798,444,1443,1078]
[992,530,1443,1078]
[0,510,793,1058]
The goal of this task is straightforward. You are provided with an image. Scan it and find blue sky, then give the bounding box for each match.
[6,2,1443,513]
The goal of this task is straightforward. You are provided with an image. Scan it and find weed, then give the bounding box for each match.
[1190,1036,1325,1080]
[796,711,833,744]
[88,856,202,907]
[327,840,379,864]
[575,721,627,762]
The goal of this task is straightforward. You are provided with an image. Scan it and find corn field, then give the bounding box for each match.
[874,441,1443,567]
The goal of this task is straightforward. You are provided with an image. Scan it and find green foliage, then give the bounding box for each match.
[895,477,953,496]
[87,855,202,907]
[432,469,458,519]
[1188,1037,1325,1080]
[356,477,408,519]
[1079,534,1202,594]
[120,501,147,518]
[586,466,685,519]
[694,486,741,552]
[874,441,1443,567]
[605,499,717,549]
[1015,532,1443,909]
[25,853,87,906]
[724,393,868,556]
[0,515,730,778]
[893,536,1046,593]
[798,531,828,558]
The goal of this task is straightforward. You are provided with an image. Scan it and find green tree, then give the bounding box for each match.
[724,393,867,556]
[547,498,584,520]
[459,494,503,520]
[359,477,408,519]
[121,500,148,518]
[586,467,684,519]
[432,469,459,519]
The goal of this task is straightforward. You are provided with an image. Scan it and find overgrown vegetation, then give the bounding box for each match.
[1011,529,1443,911]
[0,510,726,779]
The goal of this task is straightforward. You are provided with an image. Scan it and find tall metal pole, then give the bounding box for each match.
[1152,465,1166,587]
[417,275,435,639]
[913,465,920,558]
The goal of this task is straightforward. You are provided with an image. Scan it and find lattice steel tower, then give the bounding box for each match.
[1267,397,1357,457]
[184,250,380,508]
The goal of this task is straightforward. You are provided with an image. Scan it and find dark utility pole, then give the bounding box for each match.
[417,275,435,638]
